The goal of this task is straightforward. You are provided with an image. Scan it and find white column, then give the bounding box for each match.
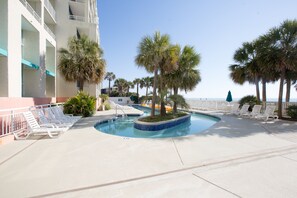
[7,0,22,97]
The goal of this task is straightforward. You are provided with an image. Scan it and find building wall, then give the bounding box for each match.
[55,0,101,100]
[0,0,101,107]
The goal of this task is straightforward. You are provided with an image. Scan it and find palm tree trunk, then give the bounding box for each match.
[173,87,178,114]
[108,80,111,96]
[137,84,139,103]
[79,80,84,91]
[159,75,166,116]
[262,80,267,109]
[286,79,291,102]
[151,66,158,117]
[278,69,285,118]
[255,76,260,103]
[146,86,148,97]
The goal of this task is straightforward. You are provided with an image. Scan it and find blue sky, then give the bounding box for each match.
[98,0,297,100]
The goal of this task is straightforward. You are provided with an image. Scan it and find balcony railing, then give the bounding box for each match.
[70,0,85,3]
[19,0,41,23]
[89,17,98,24]
[44,24,55,39]
[44,0,56,21]
[69,15,86,22]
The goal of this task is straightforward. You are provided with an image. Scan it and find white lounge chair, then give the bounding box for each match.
[51,106,81,122]
[230,103,240,114]
[44,108,74,124]
[244,105,262,118]
[15,111,68,139]
[236,104,250,116]
[255,106,278,121]
[31,108,73,128]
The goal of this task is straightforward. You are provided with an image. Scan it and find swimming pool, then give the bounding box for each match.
[95,105,220,138]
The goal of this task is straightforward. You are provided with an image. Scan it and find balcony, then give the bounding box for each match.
[70,0,85,3]
[44,23,55,39]
[69,15,86,22]
[44,0,56,21]
[19,0,41,23]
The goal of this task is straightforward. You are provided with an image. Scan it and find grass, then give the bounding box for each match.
[138,112,188,122]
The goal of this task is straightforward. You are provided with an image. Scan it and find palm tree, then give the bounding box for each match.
[59,35,106,91]
[114,78,128,96]
[133,78,142,99]
[127,81,134,95]
[262,20,297,118]
[230,41,262,102]
[140,76,153,97]
[135,32,171,116]
[158,44,180,115]
[165,45,201,113]
[104,72,116,96]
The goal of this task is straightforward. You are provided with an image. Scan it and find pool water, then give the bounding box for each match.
[95,105,220,138]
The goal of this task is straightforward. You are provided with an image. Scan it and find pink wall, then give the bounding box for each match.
[0,97,56,109]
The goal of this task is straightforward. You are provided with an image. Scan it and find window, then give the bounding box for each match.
[118,99,122,102]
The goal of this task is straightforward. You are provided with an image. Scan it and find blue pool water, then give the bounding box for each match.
[95,105,220,138]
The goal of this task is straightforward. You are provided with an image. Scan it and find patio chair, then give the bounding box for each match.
[51,106,81,122]
[15,111,68,139]
[245,105,262,118]
[230,103,240,114]
[255,105,278,121]
[31,108,73,128]
[236,104,250,116]
[44,107,75,125]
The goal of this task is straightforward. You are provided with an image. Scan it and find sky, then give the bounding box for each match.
[97,0,297,100]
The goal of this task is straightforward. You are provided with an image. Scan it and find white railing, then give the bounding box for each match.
[44,0,56,21]
[89,17,98,24]
[0,103,63,138]
[19,0,41,23]
[69,15,86,22]
[70,0,85,3]
[115,105,127,117]
[44,23,55,39]
[186,99,297,115]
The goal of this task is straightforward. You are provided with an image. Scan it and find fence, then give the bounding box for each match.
[0,103,63,138]
[186,99,297,115]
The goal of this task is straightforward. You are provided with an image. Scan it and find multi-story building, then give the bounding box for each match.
[0,0,100,109]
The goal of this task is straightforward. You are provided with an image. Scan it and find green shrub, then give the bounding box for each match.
[239,95,259,111]
[104,101,111,110]
[63,92,96,117]
[287,105,297,119]
[99,94,109,102]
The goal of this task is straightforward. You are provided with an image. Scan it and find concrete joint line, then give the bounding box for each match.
[0,137,43,166]
[192,173,241,198]
[171,138,184,165]
[29,145,297,198]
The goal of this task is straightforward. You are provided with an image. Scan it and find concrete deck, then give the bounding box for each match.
[0,109,297,197]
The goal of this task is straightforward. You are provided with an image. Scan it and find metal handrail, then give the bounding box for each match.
[44,0,56,21]
[69,15,86,22]
[19,0,41,23]
[44,23,55,39]
[115,105,127,117]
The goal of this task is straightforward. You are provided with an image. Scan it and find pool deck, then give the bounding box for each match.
[0,108,297,197]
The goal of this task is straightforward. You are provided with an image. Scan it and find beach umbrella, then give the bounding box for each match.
[226,90,232,102]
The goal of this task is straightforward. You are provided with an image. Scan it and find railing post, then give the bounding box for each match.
[10,110,14,133]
